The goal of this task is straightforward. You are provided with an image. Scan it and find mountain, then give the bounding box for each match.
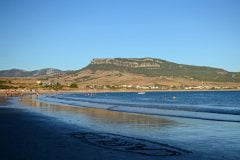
[1,58,240,90]
[1,58,240,83]
[79,58,240,82]
[0,68,65,77]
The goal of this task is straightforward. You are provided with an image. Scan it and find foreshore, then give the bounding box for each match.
[1,95,240,160]
[1,98,173,160]
[1,108,150,160]
[0,97,198,160]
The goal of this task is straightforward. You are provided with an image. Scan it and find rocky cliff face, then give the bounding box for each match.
[91,58,162,68]
[84,57,240,82]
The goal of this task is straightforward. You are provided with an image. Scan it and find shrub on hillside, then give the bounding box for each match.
[69,83,78,88]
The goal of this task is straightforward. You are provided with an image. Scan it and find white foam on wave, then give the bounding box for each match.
[39,94,240,123]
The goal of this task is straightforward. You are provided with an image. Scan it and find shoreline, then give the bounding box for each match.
[62,89,240,93]
[22,94,240,123]
[0,98,193,160]
[1,95,240,160]
[1,88,240,96]
[0,107,148,160]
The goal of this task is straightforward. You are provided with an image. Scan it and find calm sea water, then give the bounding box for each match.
[18,91,240,160]
[40,91,240,122]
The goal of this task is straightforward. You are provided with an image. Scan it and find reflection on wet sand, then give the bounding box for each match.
[19,95,173,128]
[0,96,8,106]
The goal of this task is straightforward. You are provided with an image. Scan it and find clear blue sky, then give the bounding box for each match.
[0,0,240,71]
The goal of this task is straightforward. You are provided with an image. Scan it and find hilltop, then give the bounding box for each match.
[80,58,240,82]
[52,58,240,91]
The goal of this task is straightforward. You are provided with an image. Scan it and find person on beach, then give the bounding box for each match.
[36,90,39,97]
[20,90,24,97]
[5,90,9,96]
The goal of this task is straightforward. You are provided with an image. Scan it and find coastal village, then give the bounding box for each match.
[1,77,240,96]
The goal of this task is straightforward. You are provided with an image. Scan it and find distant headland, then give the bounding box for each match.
[1,58,240,93]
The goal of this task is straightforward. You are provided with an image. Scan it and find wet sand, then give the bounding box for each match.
[2,95,240,160]
[0,97,191,160]
[0,108,158,160]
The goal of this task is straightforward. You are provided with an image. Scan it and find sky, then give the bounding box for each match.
[0,0,240,72]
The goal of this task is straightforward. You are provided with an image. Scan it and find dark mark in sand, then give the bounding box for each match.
[71,132,191,157]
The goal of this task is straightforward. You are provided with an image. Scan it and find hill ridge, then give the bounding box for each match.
[0,68,65,77]
[82,57,240,82]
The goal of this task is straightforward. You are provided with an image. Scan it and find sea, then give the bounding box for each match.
[40,91,240,122]
[18,91,240,160]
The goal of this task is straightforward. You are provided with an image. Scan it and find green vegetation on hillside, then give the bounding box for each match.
[82,58,240,82]
[0,80,16,89]
[69,83,78,88]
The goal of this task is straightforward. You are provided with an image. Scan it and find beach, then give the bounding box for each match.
[0,97,191,160]
[1,98,170,160]
[1,92,240,160]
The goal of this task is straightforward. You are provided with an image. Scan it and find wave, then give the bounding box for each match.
[38,93,240,123]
